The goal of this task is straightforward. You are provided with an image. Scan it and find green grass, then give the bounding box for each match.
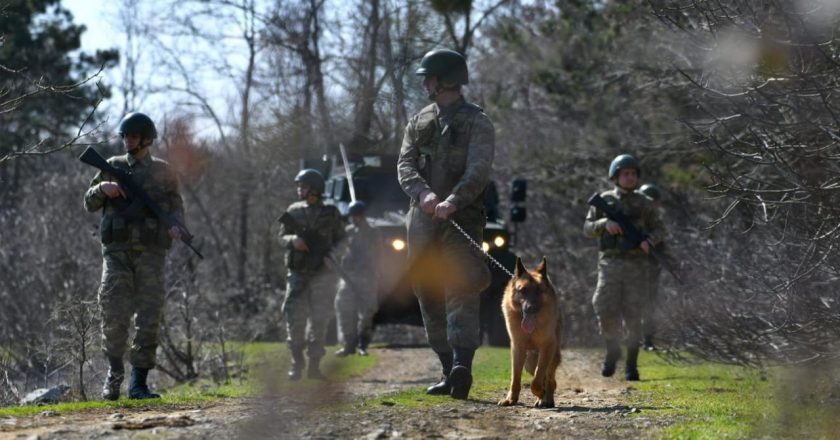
[360,346,511,409]
[628,352,840,439]
[0,342,377,418]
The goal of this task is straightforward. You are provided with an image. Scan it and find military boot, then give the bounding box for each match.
[128,368,160,399]
[307,356,327,381]
[426,351,453,395]
[101,357,124,401]
[450,348,475,400]
[601,339,622,377]
[334,346,356,357]
[357,334,371,357]
[288,348,305,381]
[643,335,657,352]
[625,345,640,381]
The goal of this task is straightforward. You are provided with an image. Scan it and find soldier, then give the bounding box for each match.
[278,169,345,380]
[334,201,382,357]
[583,154,665,381]
[638,183,667,352]
[84,112,184,400]
[397,48,494,400]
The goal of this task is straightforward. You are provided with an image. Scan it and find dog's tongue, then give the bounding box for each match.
[521,313,536,334]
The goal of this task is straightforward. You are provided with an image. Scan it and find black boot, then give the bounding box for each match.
[128,368,160,399]
[625,345,640,381]
[643,335,657,352]
[450,348,475,400]
[335,346,356,357]
[357,334,371,357]
[601,339,622,377]
[288,348,305,381]
[101,357,124,401]
[307,357,327,380]
[426,351,453,395]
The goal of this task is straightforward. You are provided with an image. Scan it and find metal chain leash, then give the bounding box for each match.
[448,219,515,279]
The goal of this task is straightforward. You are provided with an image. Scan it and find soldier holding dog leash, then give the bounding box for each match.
[397,48,495,400]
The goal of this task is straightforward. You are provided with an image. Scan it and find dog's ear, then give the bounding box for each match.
[536,256,547,278]
[514,257,526,278]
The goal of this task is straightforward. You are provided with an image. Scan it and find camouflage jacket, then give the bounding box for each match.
[278,200,346,272]
[583,187,666,258]
[84,152,184,254]
[339,223,382,275]
[397,96,495,223]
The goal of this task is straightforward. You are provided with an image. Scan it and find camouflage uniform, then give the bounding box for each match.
[278,201,345,362]
[397,96,494,356]
[334,222,382,351]
[84,152,183,369]
[583,188,665,345]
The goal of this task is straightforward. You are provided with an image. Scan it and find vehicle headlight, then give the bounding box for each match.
[482,242,490,252]
[493,236,506,248]
[391,238,406,251]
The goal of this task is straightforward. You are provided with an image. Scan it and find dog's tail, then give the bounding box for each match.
[524,350,538,376]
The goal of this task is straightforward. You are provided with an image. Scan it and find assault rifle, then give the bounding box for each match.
[278,211,366,294]
[587,193,682,284]
[79,146,204,259]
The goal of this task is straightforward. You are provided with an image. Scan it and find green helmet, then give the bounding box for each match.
[608,154,641,179]
[348,200,367,216]
[294,169,325,195]
[638,183,662,201]
[415,49,469,85]
[118,112,157,140]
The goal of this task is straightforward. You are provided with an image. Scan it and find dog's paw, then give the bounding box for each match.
[498,398,517,407]
[534,399,555,409]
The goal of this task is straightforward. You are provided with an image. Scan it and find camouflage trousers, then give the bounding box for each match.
[592,255,650,343]
[282,269,338,359]
[97,250,166,369]
[334,275,378,348]
[642,263,662,337]
[407,207,491,353]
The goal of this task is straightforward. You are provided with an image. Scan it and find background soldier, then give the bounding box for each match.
[83,112,184,400]
[334,201,382,357]
[278,169,345,380]
[638,183,668,352]
[397,48,494,400]
[583,154,665,381]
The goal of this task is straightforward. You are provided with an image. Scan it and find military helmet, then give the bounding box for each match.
[118,112,157,140]
[608,154,641,179]
[294,169,325,194]
[415,49,469,85]
[348,200,367,216]
[639,183,662,201]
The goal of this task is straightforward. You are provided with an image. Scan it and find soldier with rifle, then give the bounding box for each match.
[584,154,667,382]
[277,169,345,380]
[82,112,190,400]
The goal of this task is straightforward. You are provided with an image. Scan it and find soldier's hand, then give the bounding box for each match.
[100,181,126,199]
[419,190,440,215]
[168,226,182,241]
[433,201,457,220]
[292,236,310,252]
[605,220,623,235]
[640,240,651,254]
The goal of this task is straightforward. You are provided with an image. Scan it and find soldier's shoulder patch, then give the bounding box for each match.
[288,201,308,211]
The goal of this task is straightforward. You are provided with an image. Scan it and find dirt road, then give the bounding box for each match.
[0,348,667,439]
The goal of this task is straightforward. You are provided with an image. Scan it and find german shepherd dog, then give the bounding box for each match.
[497,257,562,408]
